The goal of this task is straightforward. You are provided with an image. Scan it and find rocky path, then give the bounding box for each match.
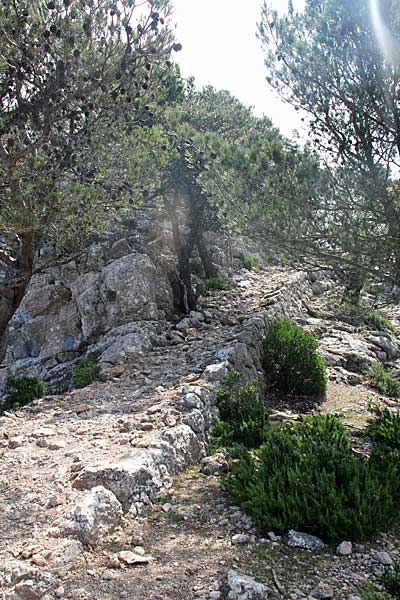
[2,267,400,600]
[0,267,292,599]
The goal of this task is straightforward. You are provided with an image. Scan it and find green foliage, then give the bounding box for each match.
[1,376,46,412]
[365,311,397,335]
[258,0,400,286]
[368,364,400,398]
[223,415,400,543]
[72,359,101,389]
[262,319,327,397]
[206,278,232,291]
[381,563,400,598]
[338,303,396,334]
[241,256,258,271]
[366,408,400,450]
[360,583,393,600]
[360,566,400,600]
[0,0,176,241]
[212,375,270,449]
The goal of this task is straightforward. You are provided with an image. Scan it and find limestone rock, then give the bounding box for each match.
[231,534,251,545]
[367,334,400,359]
[10,568,58,600]
[203,362,228,382]
[222,570,268,600]
[374,551,393,566]
[312,281,331,296]
[50,539,84,568]
[73,450,168,513]
[282,530,325,551]
[90,321,167,367]
[201,454,229,476]
[176,392,203,410]
[336,541,352,556]
[53,486,123,545]
[117,551,153,565]
[318,331,376,372]
[161,424,205,469]
[310,582,334,599]
[4,248,174,391]
[214,343,259,382]
[110,238,131,259]
[183,408,206,434]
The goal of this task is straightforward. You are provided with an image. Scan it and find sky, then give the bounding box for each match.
[171,0,306,139]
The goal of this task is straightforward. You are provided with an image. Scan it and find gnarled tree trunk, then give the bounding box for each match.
[164,190,197,314]
[194,229,218,279]
[341,268,364,306]
[0,231,34,365]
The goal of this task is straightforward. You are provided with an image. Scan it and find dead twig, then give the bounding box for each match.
[272,568,285,596]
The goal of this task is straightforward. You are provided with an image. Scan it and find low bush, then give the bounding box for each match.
[359,564,400,599]
[72,359,101,389]
[338,302,396,334]
[368,364,400,398]
[1,375,47,412]
[206,278,232,291]
[381,563,400,598]
[241,256,258,271]
[365,310,397,334]
[223,414,400,542]
[360,583,393,600]
[262,319,327,397]
[366,408,400,450]
[212,375,270,450]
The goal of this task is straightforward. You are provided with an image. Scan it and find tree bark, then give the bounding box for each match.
[176,236,196,313]
[342,269,364,305]
[164,191,197,314]
[194,229,218,279]
[0,232,34,365]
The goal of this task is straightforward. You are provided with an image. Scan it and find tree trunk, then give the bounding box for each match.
[342,269,364,305]
[0,232,34,365]
[165,192,197,314]
[194,230,218,279]
[176,237,196,313]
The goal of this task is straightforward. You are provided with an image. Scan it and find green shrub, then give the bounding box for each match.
[72,359,101,389]
[241,256,258,271]
[381,564,400,598]
[223,414,400,543]
[368,364,400,398]
[338,302,396,334]
[365,310,397,334]
[359,564,400,599]
[1,376,47,412]
[366,408,400,450]
[360,583,393,600]
[206,278,232,291]
[262,319,327,397]
[212,376,270,450]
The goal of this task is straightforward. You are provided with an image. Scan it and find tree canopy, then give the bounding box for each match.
[257,0,400,287]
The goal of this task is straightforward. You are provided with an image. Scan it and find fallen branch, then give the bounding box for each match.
[272,568,285,596]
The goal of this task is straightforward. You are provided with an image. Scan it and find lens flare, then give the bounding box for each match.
[370,0,400,64]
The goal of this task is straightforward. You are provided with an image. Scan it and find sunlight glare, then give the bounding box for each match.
[370,0,400,65]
